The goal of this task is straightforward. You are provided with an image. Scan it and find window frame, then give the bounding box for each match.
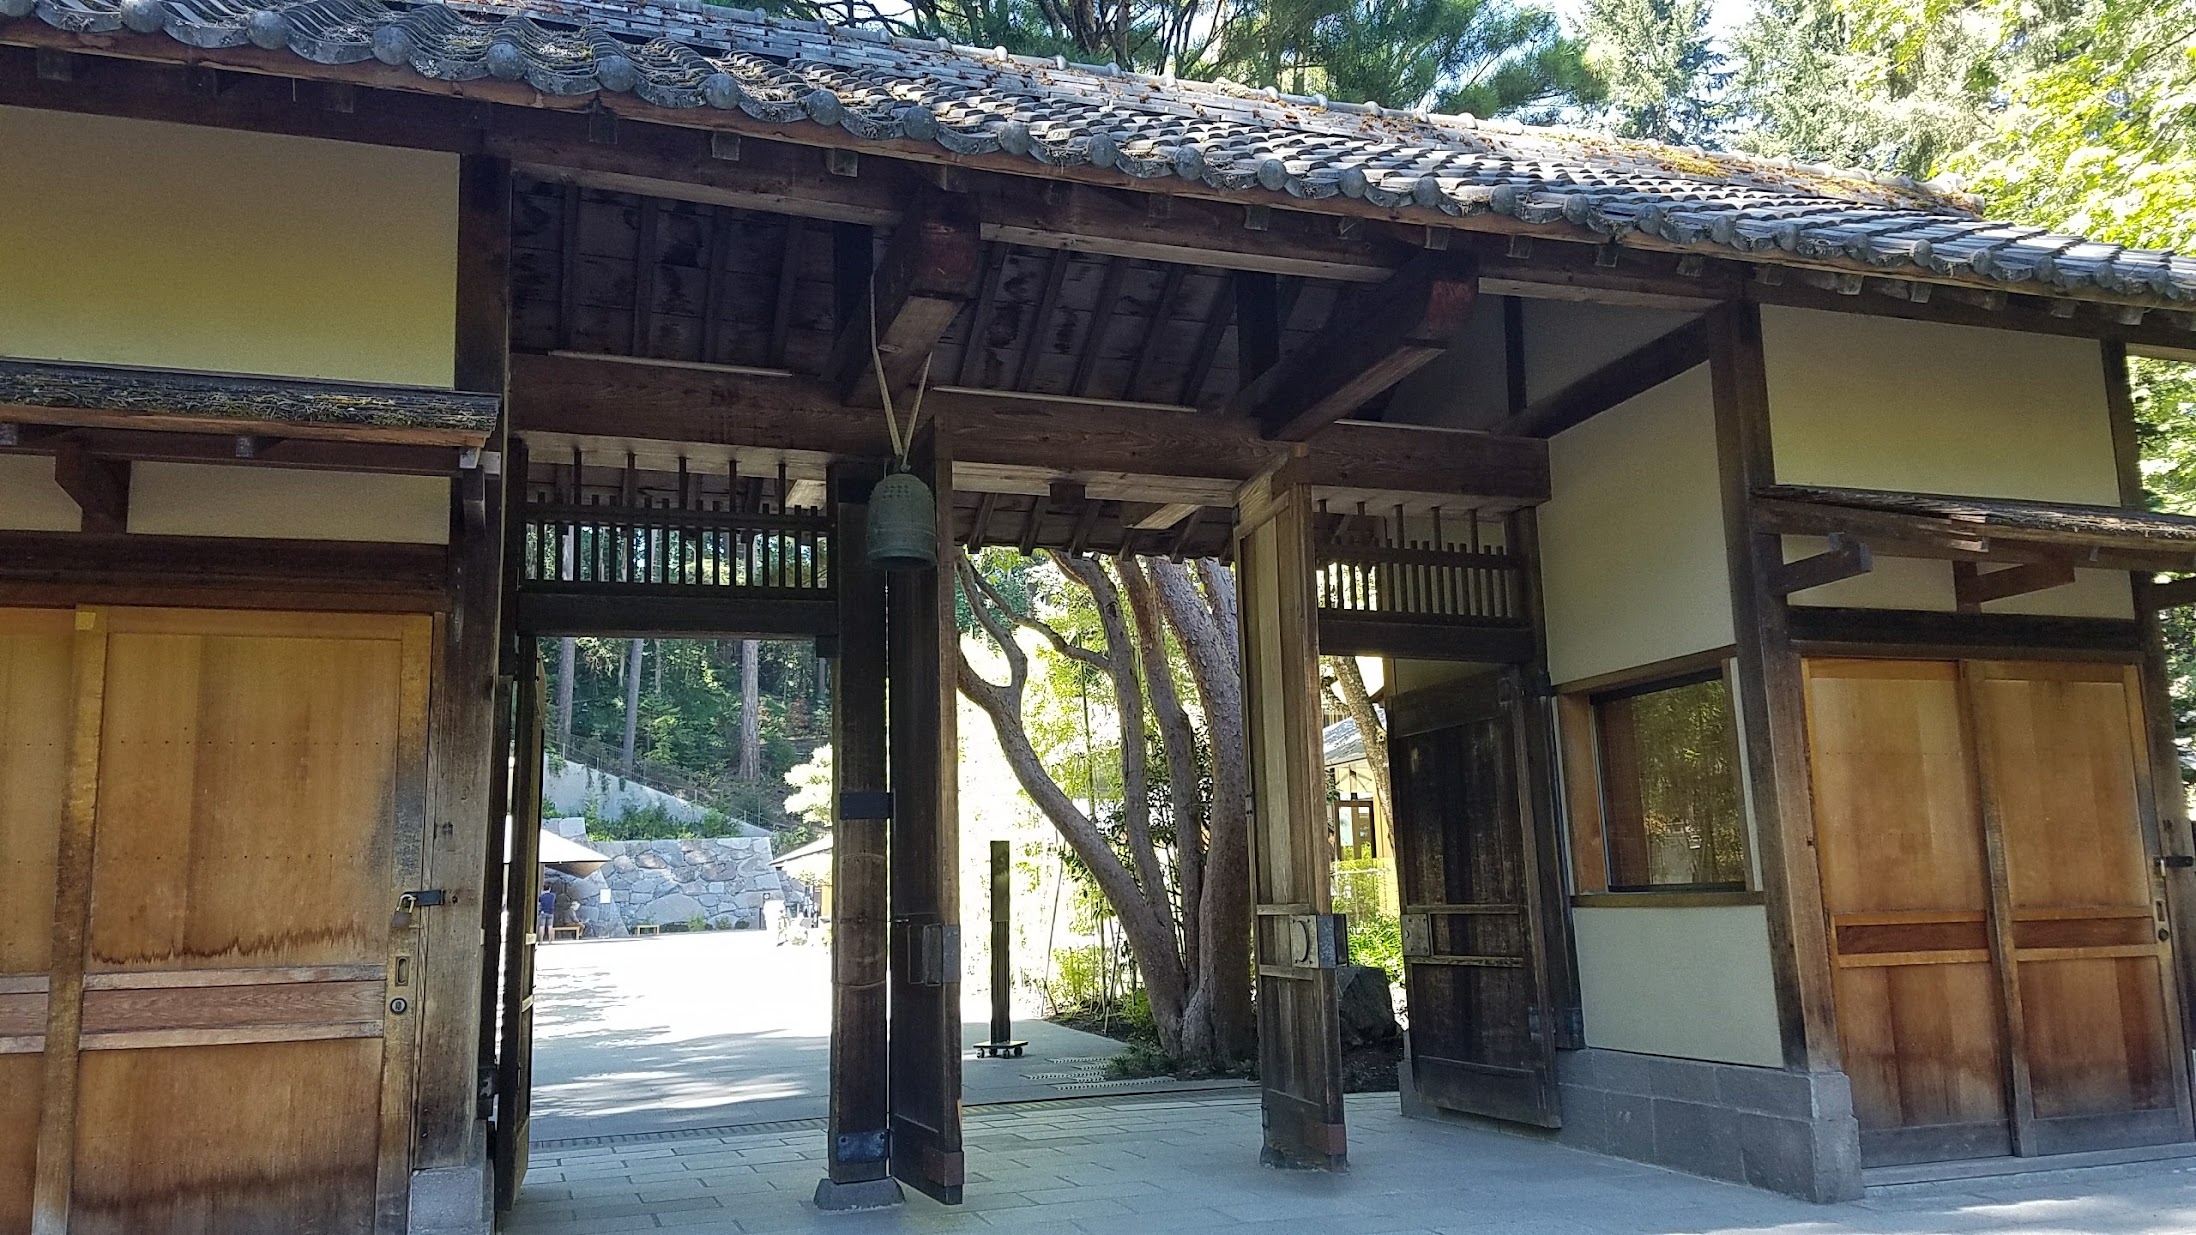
[1557,652,1755,902]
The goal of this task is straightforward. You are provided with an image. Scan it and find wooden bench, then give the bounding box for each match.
[631,923,661,936]
[549,925,584,941]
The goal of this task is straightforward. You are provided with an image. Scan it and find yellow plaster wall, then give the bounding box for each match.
[128,464,450,544]
[1571,905,1785,1067]
[0,105,457,386]
[1539,366,1733,685]
[0,456,82,531]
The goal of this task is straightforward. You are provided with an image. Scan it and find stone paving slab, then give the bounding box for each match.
[505,1091,2196,1235]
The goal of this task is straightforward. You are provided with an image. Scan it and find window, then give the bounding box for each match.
[1333,798,1379,862]
[1592,670,1748,891]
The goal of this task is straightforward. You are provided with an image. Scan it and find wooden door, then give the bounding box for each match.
[1804,656,2192,1166]
[5,607,430,1235]
[494,656,547,1212]
[0,610,71,1235]
[1968,661,2192,1155]
[1804,659,2011,1164]
[885,426,964,1203]
[1389,673,1560,1127]
[1236,481,1347,1169]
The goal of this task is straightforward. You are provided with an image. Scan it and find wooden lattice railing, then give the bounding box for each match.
[1315,511,1525,626]
[519,499,833,595]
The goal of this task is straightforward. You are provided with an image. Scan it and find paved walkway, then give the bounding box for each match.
[530,932,1243,1142]
[506,1091,2196,1235]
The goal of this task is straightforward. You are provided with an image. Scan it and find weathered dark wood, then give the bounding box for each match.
[1125,265,1188,402]
[1236,478,1348,1170]
[1772,533,1873,597]
[1503,296,1528,418]
[1014,251,1072,393]
[1500,315,1709,438]
[1708,302,1842,1072]
[1511,507,1584,1051]
[1784,605,2144,656]
[2149,576,2196,609]
[509,352,1551,502]
[1237,255,1478,441]
[0,358,499,444]
[825,190,984,405]
[825,462,892,1190]
[1953,559,2077,609]
[456,156,514,395]
[2,426,468,475]
[492,652,545,1212]
[1179,273,1236,407]
[768,217,806,368]
[0,531,448,608]
[1070,258,1129,397]
[886,424,964,1204]
[1236,271,1282,385]
[50,444,128,533]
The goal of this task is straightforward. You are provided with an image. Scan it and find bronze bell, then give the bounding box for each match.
[866,471,938,571]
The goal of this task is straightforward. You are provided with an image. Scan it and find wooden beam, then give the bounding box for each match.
[1786,605,2143,657]
[825,189,984,406]
[1953,558,2078,610]
[1500,315,1710,438]
[3,427,464,474]
[1235,255,1478,441]
[0,358,498,446]
[508,352,1550,503]
[1129,502,1200,531]
[1771,533,1872,597]
[51,445,128,533]
[2148,576,2196,609]
[0,531,448,609]
[1709,303,1847,1089]
[1235,271,1282,384]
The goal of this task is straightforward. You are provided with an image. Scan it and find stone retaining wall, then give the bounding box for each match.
[542,822,784,937]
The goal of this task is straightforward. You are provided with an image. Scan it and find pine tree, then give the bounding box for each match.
[1577,0,1728,144]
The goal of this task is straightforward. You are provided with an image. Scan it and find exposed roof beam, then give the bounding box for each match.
[1233,255,1479,441]
[52,443,129,533]
[508,351,1548,504]
[1499,315,1711,438]
[2,427,468,475]
[823,189,984,406]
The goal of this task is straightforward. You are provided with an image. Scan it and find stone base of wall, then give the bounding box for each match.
[1553,1048,1863,1202]
[544,832,786,937]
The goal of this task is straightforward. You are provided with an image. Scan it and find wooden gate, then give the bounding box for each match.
[1236,481,1348,1170]
[1389,672,1560,1127]
[1,606,430,1235]
[493,656,547,1212]
[1805,657,2192,1165]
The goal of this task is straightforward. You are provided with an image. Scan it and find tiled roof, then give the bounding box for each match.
[11,0,2196,307]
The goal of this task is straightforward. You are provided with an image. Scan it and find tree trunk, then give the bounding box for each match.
[620,638,643,774]
[739,639,762,782]
[554,637,576,750]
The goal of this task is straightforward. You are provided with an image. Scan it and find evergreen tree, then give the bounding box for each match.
[1577,0,1729,144]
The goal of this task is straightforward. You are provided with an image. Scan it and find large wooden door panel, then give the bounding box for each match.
[1803,659,2010,1163]
[1391,676,1557,1128]
[1970,662,2191,1152]
[7,607,431,1235]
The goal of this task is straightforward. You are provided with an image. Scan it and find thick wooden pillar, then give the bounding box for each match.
[818,463,899,1209]
[1235,472,1347,1170]
[886,423,965,1203]
[418,152,512,1172]
[1707,303,1841,1072]
[2103,342,2196,1031]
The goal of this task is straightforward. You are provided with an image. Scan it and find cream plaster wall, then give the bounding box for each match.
[127,464,450,544]
[0,105,457,386]
[1764,306,2121,504]
[1572,904,1785,1067]
[0,456,82,531]
[1525,300,1696,400]
[1539,365,1732,685]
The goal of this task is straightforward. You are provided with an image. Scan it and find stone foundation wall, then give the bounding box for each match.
[543,824,784,937]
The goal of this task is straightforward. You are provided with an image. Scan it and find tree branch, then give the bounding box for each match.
[1053,553,1174,917]
[1120,555,1205,975]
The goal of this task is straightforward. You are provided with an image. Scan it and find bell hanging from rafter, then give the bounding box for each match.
[866,470,938,572]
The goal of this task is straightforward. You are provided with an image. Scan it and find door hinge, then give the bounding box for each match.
[1285,913,1345,969]
[896,920,959,986]
[1400,912,1432,960]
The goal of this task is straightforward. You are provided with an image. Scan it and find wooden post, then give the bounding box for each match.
[2103,342,2196,1041]
[816,461,899,1209]
[1707,303,1842,1072]
[991,841,1012,1048]
[417,152,512,1171]
[1509,507,1583,1049]
[886,422,965,1204]
[1235,471,1348,1170]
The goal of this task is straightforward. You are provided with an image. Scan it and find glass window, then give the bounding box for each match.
[1594,671,1748,891]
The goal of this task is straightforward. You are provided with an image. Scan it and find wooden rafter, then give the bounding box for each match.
[701,205,733,365]
[1178,273,1235,406]
[955,245,1005,387]
[1015,250,1073,393]
[1124,265,1187,403]
[0,359,499,445]
[1070,257,1129,397]
[823,189,984,406]
[1500,315,1710,438]
[1954,559,2078,610]
[1234,254,1479,441]
[1771,533,1872,597]
[766,216,805,367]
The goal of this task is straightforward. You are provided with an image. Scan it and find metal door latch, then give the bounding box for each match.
[391,889,452,929]
[2157,855,2194,872]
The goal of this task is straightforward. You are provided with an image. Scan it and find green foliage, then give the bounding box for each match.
[1333,858,1403,982]
[1578,0,1729,144]
[585,800,740,841]
[781,744,834,835]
